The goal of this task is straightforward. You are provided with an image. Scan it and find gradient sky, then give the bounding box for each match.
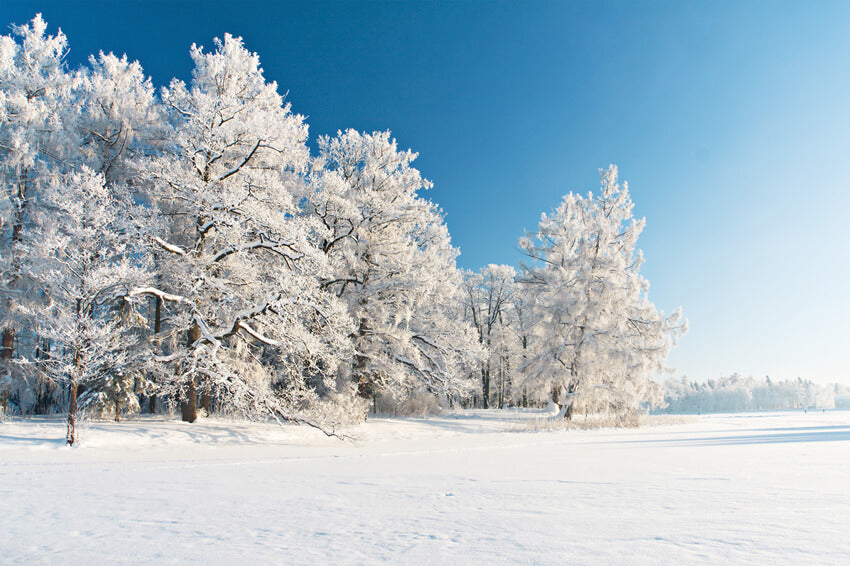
[4,1,849,383]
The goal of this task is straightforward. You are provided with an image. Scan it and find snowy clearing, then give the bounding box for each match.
[2,409,849,565]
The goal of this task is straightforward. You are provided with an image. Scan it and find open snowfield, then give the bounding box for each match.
[2,409,849,565]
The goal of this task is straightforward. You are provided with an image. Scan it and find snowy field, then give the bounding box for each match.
[2,409,849,565]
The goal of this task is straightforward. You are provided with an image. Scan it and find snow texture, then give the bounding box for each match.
[2,409,848,564]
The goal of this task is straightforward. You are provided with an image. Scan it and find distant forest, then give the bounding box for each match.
[658,375,849,414]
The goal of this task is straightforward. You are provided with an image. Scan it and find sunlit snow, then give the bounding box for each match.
[2,409,848,564]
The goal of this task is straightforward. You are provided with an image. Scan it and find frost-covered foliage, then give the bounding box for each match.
[0,18,371,433]
[311,130,480,405]
[0,15,74,411]
[0,15,687,436]
[518,166,686,423]
[659,374,836,414]
[456,170,687,423]
[463,264,519,408]
[0,19,165,439]
[74,50,164,182]
[22,168,154,443]
[142,34,359,429]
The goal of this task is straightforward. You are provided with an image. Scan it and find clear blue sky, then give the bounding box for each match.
[5,1,849,383]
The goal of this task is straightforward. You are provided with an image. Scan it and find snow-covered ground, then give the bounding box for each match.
[2,409,849,565]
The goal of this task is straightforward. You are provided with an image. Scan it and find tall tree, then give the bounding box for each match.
[14,34,164,428]
[519,166,686,423]
[463,265,517,408]
[312,130,479,405]
[22,167,151,444]
[142,35,356,428]
[71,50,165,418]
[0,15,73,408]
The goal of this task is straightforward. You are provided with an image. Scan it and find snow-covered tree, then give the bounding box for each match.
[68,50,167,418]
[312,130,480,406]
[1,14,697,437]
[0,15,74,410]
[74,50,164,182]
[21,167,152,444]
[463,264,518,408]
[10,34,164,425]
[519,166,685,423]
[142,35,357,429]
[509,285,538,406]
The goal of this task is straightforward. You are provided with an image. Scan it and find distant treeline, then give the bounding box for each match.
[657,375,848,414]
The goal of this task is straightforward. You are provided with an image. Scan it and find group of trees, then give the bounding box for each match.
[463,167,686,424]
[0,16,481,442]
[659,375,839,414]
[0,16,684,442]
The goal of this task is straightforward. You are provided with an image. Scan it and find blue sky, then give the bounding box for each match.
[4,1,849,382]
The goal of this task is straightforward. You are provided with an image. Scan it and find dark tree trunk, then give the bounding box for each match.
[1,326,13,412]
[353,317,372,400]
[481,367,490,409]
[67,380,78,446]
[181,322,200,423]
[181,379,197,423]
[1,327,13,361]
[149,295,162,414]
[562,382,579,420]
[4,176,28,389]
[200,392,212,414]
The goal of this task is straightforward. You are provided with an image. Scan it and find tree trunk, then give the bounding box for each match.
[181,322,200,423]
[67,380,78,446]
[481,366,490,409]
[200,392,212,415]
[181,378,197,423]
[149,295,162,414]
[496,365,502,409]
[1,326,13,412]
[562,382,579,420]
[353,317,372,400]
[114,395,120,422]
[4,176,28,399]
[1,327,13,361]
